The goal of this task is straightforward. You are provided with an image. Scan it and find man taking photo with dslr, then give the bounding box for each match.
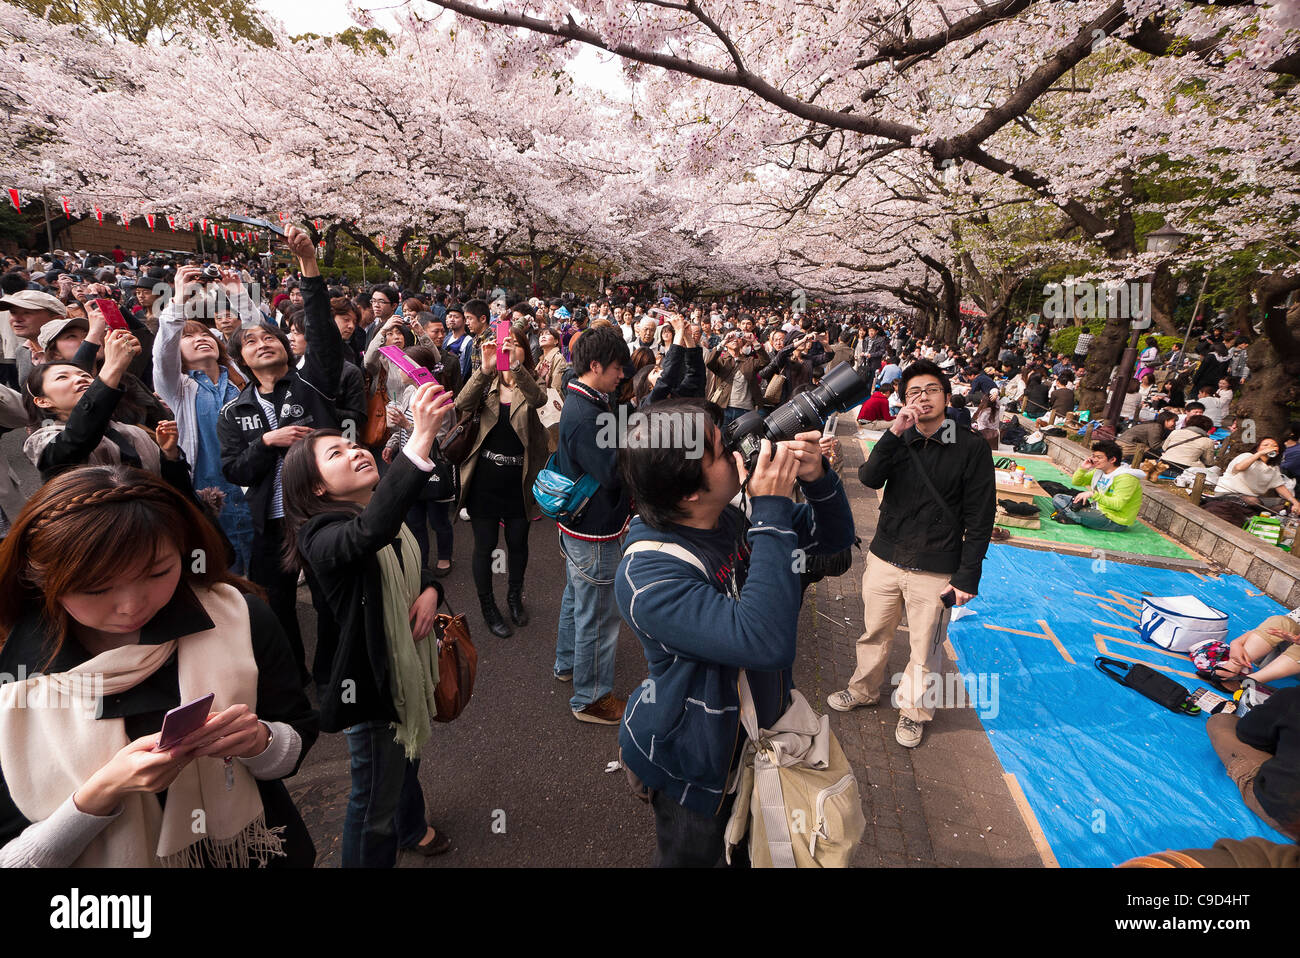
[827,360,994,748]
[615,398,855,866]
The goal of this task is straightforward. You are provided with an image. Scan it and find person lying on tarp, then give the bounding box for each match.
[1049,440,1143,532]
[1205,682,1300,842]
[1216,609,1300,687]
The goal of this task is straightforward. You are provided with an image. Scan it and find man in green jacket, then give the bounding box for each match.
[1050,440,1143,531]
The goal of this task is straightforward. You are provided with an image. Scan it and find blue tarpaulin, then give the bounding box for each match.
[947,545,1295,867]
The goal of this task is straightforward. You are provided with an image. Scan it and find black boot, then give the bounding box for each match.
[479,593,512,638]
[507,586,528,627]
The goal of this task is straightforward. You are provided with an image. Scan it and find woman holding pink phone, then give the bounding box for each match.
[281,381,456,866]
[453,323,549,638]
[0,465,318,867]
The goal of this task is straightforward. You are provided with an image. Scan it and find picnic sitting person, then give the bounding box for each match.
[855,381,895,429]
[1117,411,1177,463]
[1159,414,1218,473]
[1050,440,1142,531]
[1214,609,1300,686]
[1205,684,1300,841]
[1214,438,1300,516]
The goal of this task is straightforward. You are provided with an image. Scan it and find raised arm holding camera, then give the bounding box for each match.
[615,397,855,866]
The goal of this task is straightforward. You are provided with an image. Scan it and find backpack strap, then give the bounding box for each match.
[738,669,798,868]
[626,538,798,867]
[621,539,709,577]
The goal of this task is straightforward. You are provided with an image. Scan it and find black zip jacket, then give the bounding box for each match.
[218,275,343,535]
[859,424,995,594]
[295,452,443,733]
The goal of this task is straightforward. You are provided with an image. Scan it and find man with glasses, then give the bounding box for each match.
[368,285,399,336]
[827,359,994,749]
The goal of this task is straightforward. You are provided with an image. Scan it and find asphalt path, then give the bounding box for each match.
[289,518,658,868]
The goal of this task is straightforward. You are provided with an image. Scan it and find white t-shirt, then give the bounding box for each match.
[1198,394,1228,427]
[1216,453,1284,498]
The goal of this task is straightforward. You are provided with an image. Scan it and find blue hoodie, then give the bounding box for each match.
[616,467,855,815]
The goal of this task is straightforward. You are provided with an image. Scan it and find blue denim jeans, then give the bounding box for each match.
[555,532,625,711]
[650,790,747,868]
[723,406,750,428]
[341,720,427,868]
[1051,493,1128,532]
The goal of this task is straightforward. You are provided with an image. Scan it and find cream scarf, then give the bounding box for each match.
[0,582,283,867]
[376,526,440,760]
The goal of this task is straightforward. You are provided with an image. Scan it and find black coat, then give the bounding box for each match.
[218,275,344,536]
[296,452,443,733]
[0,585,319,867]
[859,425,996,595]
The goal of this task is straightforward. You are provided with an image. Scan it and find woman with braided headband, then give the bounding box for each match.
[0,465,318,867]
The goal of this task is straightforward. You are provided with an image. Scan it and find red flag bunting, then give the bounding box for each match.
[60,196,71,217]
[7,188,20,211]
[94,206,103,224]
[145,214,155,230]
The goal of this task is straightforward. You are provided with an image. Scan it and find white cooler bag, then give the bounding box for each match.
[1138,595,1228,652]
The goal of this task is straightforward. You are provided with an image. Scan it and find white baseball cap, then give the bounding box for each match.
[0,289,68,317]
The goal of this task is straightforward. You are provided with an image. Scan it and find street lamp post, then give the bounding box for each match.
[1104,222,1186,430]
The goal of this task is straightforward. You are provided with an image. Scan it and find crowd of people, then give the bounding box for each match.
[0,234,1296,868]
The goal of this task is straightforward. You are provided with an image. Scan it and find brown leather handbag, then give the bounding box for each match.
[361,377,388,447]
[433,606,477,722]
[438,403,481,466]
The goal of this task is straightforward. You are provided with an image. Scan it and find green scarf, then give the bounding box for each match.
[376,526,440,759]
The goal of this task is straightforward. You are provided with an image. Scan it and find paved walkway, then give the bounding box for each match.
[1,425,1047,867]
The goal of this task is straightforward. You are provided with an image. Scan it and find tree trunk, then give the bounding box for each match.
[1235,292,1300,440]
[1149,264,1179,336]
[975,279,1023,359]
[1078,314,1129,412]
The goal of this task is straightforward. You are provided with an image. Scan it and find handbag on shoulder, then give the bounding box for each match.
[361,378,388,447]
[439,400,482,466]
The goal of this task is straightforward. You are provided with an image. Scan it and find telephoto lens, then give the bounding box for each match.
[725,363,871,472]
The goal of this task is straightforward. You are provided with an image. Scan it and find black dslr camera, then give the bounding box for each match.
[195,264,222,284]
[724,362,871,472]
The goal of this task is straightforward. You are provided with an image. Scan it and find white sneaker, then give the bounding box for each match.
[826,689,877,712]
[895,714,924,748]
[459,508,471,521]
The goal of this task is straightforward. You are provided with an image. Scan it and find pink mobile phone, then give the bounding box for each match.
[496,320,512,371]
[378,345,437,387]
[95,298,130,331]
[155,692,215,751]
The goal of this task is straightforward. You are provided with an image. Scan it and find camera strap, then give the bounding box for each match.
[902,437,960,528]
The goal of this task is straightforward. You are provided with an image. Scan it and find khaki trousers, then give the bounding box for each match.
[848,552,952,723]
